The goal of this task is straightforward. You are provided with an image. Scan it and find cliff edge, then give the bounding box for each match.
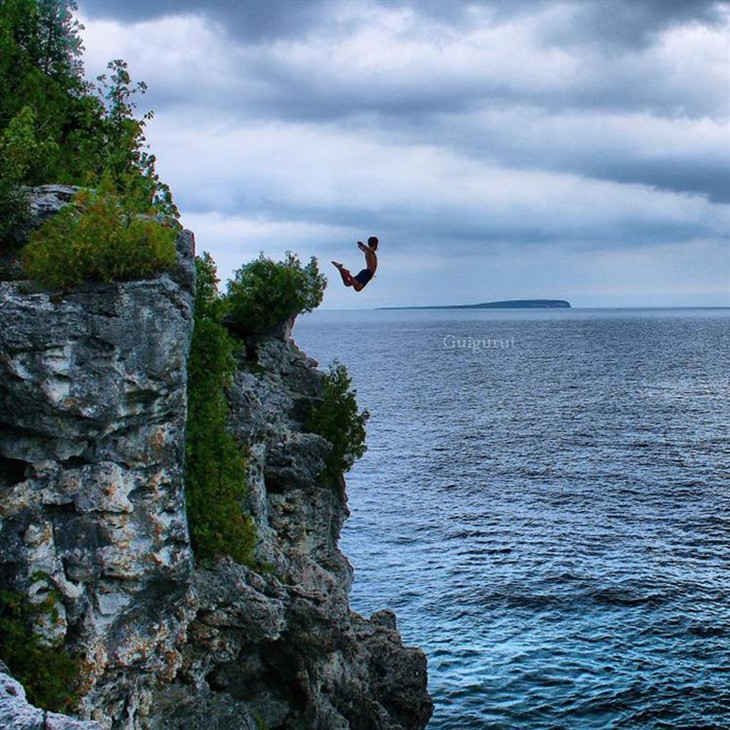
[0,190,432,729]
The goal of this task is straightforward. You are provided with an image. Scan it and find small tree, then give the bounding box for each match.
[94,59,176,216]
[194,251,226,320]
[0,106,56,248]
[225,252,326,335]
[308,362,368,486]
[185,254,256,565]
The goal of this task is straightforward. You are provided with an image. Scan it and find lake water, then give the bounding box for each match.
[293,308,730,729]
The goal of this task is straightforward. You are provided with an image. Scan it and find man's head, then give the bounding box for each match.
[368,236,379,250]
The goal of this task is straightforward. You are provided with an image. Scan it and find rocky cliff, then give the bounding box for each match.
[0,190,432,729]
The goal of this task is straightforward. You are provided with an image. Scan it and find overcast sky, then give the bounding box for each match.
[76,0,729,308]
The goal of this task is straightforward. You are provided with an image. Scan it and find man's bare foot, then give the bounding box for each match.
[332,261,343,269]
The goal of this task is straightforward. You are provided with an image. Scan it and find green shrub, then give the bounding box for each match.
[225,252,326,334]
[0,177,29,250]
[0,106,56,248]
[185,255,256,565]
[308,362,368,485]
[0,588,81,713]
[22,178,176,290]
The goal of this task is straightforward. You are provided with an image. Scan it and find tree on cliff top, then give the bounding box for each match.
[225,252,327,335]
[0,0,176,250]
[1,0,96,186]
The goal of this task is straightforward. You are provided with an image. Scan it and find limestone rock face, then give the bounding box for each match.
[0,208,431,728]
[27,184,79,227]
[0,227,197,724]
[134,335,432,730]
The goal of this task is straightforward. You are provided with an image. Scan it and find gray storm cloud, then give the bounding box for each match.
[75,0,730,307]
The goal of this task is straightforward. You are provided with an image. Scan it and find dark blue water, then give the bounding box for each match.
[293,309,730,729]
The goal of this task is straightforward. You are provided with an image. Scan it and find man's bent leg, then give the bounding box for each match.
[332,261,354,287]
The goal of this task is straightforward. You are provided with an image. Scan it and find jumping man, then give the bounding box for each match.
[332,236,379,292]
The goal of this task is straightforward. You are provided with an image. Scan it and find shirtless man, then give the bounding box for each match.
[332,236,379,292]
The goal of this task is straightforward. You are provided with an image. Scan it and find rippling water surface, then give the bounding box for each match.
[294,309,730,729]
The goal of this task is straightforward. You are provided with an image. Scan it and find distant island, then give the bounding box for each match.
[380,299,572,310]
